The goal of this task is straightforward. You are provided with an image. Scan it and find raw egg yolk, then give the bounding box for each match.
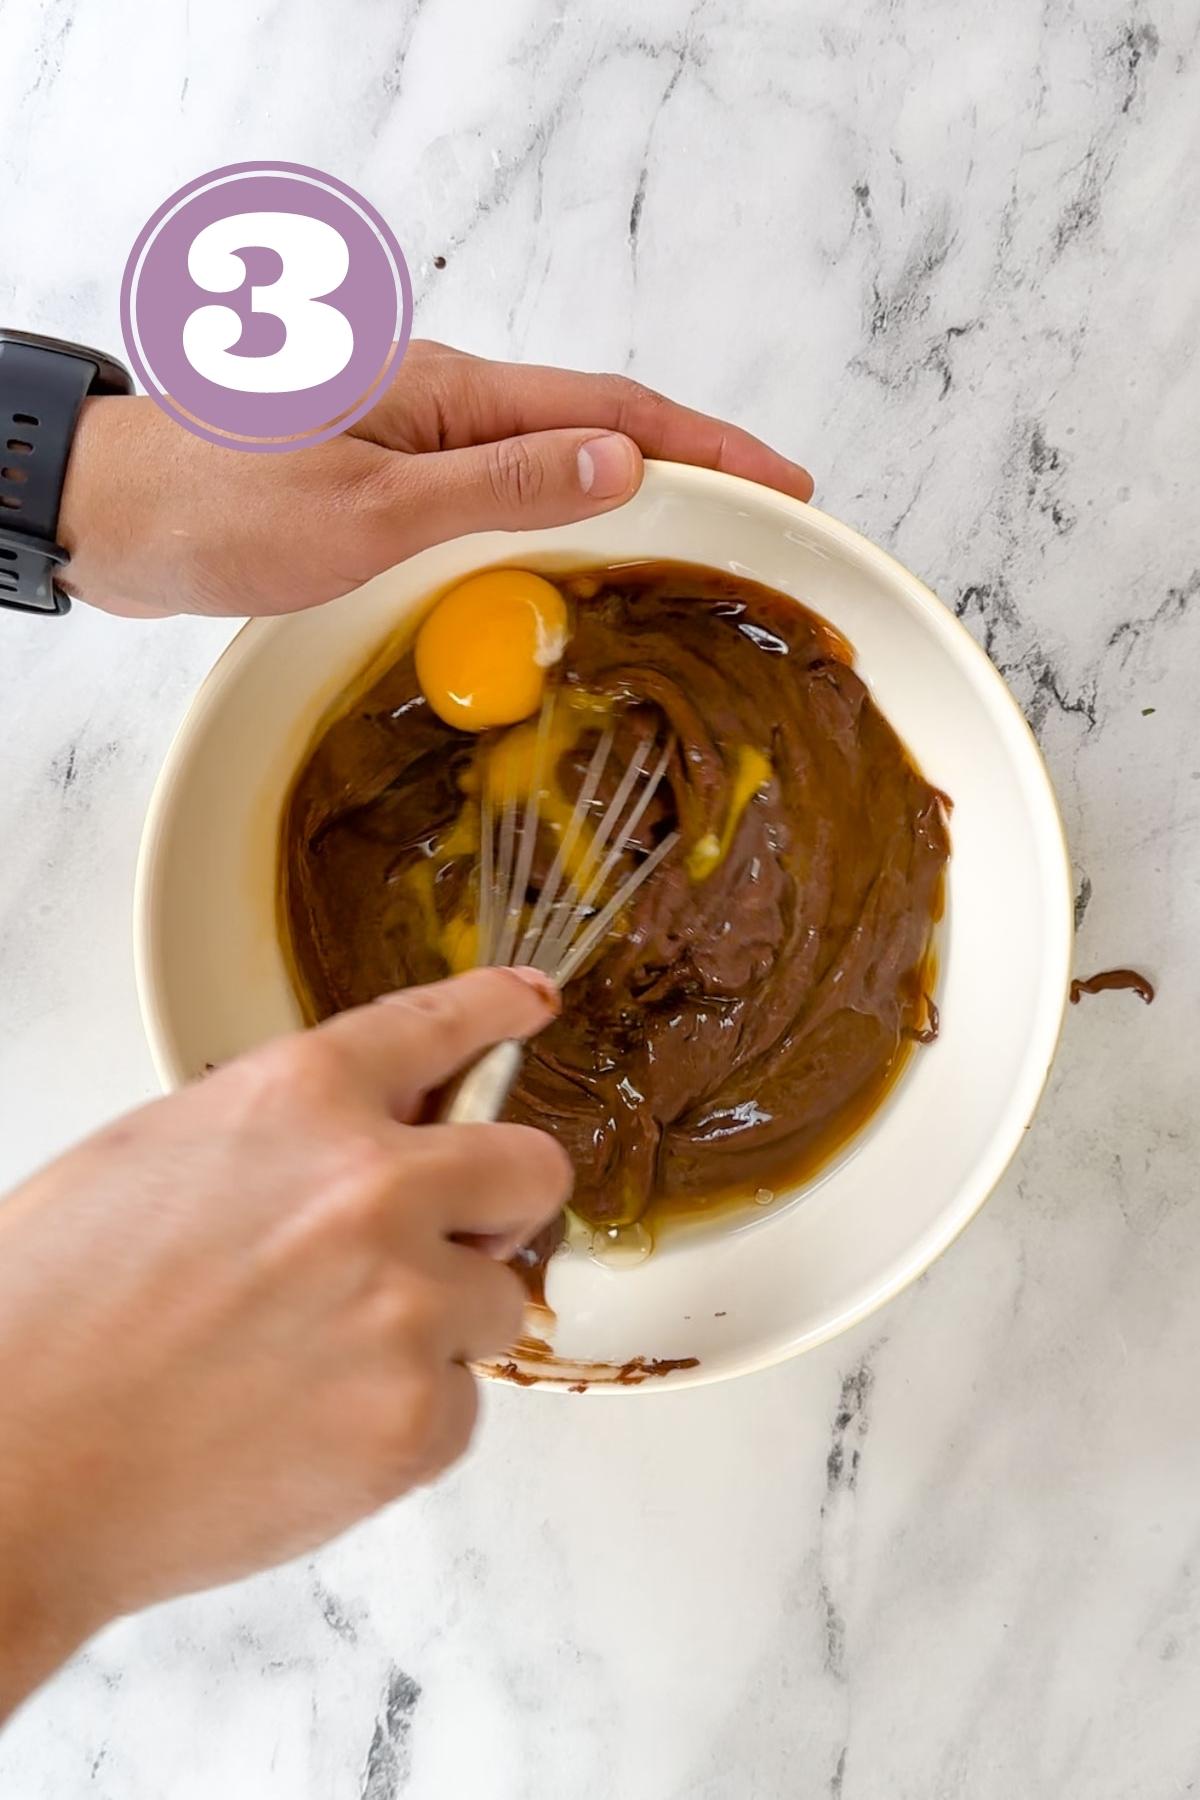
[415,569,568,731]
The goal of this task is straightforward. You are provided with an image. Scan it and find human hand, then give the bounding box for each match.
[57,339,814,616]
[0,967,568,1717]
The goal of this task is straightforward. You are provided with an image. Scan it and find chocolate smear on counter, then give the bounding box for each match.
[1070,968,1155,1005]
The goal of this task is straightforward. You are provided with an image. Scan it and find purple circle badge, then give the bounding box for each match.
[120,162,412,453]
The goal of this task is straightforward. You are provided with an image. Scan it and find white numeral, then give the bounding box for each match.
[182,211,354,393]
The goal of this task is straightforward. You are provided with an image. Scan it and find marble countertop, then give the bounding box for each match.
[2,1,1198,1794]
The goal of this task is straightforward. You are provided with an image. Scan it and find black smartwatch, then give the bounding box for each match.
[0,329,134,616]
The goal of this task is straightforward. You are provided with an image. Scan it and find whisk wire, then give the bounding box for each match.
[450,703,680,1129]
[514,724,614,968]
[529,735,651,972]
[533,733,674,977]
[476,784,495,966]
[554,826,679,987]
[474,696,676,988]
[493,698,554,970]
[487,757,518,967]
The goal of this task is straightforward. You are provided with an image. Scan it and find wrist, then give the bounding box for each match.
[58,395,176,617]
[57,396,119,607]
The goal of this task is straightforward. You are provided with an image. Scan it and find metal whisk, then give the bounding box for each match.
[439,702,678,1126]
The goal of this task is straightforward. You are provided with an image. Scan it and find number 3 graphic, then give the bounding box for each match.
[123,161,412,450]
[182,212,354,394]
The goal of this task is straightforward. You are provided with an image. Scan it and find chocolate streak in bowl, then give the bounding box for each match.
[281,562,950,1255]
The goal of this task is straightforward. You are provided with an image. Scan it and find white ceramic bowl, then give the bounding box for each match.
[135,462,1071,1391]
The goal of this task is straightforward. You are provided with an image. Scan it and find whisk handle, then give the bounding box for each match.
[436,1038,524,1125]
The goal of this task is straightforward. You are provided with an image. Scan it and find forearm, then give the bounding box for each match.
[0,1478,103,1722]
[0,1303,115,1722]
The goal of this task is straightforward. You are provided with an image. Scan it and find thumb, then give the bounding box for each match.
[400,429,644,544]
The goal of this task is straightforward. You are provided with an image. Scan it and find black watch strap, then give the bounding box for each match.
[0,331,134,616]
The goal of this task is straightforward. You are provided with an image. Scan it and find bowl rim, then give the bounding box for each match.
[133,460,1074,1390]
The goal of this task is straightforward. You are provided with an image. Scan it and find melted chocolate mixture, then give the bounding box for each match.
[282,563,950,1235]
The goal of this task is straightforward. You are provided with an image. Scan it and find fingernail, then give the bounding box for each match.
[503,965,562,1016]
[577,433,637,500]
[451,1229,520,1262]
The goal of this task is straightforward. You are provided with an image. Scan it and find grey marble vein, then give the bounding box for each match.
[361,1667,421,1800]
